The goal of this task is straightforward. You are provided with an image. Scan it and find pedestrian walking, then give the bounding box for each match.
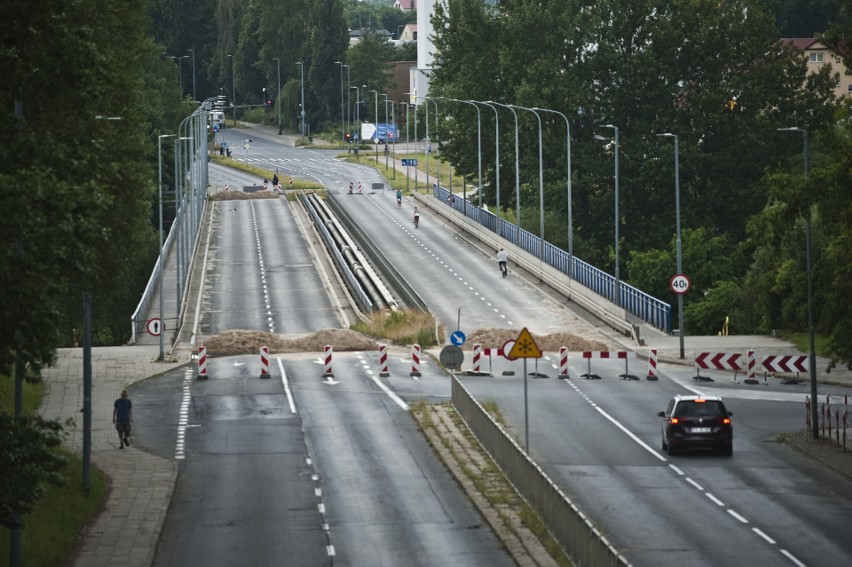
[113,390,133,448]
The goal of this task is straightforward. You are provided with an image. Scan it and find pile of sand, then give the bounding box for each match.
[210,190,280,201]
[203,328,379,356]
[465,327,610,353]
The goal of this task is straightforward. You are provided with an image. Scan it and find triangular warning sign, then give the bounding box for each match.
[508,327,542,359]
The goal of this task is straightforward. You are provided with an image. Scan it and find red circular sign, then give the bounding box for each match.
[502,340,517,360]
[670,274,690,295]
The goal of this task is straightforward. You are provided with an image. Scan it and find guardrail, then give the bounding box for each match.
[437,185,671,334]
[451,374,631,566]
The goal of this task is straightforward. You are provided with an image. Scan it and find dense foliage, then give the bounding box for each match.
[428,0,851,365]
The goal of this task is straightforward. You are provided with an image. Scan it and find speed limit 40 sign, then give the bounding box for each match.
[670,274,690,295]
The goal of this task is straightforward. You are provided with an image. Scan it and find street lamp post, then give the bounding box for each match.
[226,54,236,126]
[390,101,396,179]
[170,55,189,89]
[382,94,389,168]
[423,97,439,192]
[344,64,351,136]
[403,100,410,191]
[335,61,345,142]
[296,62,305,136]
[778,126,818,438]
[473,100,500,233]
[440,97,482,206]
[511,105,545,259]
[534,107,573,276]
[657,133,685,359]
[488,102,520,230]
[369,89,378,159]
[273,58,281,134]
[601,124,620,307]
[157,134,175,362]
[188,49,196,101]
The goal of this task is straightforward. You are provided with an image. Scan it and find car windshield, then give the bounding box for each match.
[674,401,726,418]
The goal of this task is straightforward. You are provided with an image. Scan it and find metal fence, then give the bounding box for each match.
[436,185,671,333]
[451,374,631,567]
[807,395,849,451]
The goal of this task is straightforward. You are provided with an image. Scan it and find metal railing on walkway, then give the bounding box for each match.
[435,185,671,333]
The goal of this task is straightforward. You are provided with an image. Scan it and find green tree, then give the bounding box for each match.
[0,414,66,529]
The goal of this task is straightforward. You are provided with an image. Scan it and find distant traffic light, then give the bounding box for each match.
[345,131,352,142]
[265,99,273,110]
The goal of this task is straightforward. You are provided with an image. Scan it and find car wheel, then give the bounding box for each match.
[666,444,677,456]
[722,446,733,457]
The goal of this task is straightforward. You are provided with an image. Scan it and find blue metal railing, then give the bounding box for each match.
[436,185,672,333]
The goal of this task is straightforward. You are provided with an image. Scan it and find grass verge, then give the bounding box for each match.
[0,376,108,567]
[350,309,442,347]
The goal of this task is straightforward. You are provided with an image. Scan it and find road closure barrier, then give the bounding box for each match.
[259,346,270,379]
[410,344,422,377]
[196,345,208,380]
[379,344,389,377]
[323,345,334,378]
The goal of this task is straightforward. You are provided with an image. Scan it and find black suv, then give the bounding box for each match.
[658,395,733,456]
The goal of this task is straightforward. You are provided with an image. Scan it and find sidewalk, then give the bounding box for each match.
[39,346,189,567]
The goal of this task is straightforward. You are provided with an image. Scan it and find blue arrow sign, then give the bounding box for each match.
[401,158,418,166]
[450,331,466,347]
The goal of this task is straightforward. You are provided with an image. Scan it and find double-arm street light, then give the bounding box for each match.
[296,61,305,136]
[600,124,620,307]
[778,126,817,438]
[511,105,545,259]
[534,107,573,277]
[657,133,684,360]
[272,57,282,134]
[226,54,236,126]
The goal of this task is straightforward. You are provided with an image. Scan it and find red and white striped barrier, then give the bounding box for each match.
[410,344,422,377]
[580,351,637,380]
[559,347,569,378]
[742,349,758,384]
[259,345,270,378]
[348,181,353,194]
[196,345,208,380]
[379,344,389,377]
[646,349,658,380]
[358,181,362,193]
[694,352,743,381]
[323,344,334,377]
[472,344,482,373]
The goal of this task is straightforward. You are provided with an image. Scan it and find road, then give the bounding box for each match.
[141,128,852,566]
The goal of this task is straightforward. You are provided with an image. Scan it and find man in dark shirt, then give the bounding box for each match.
[113,390,133,448]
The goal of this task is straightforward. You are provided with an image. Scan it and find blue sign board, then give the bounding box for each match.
[401,158,418,166]
[450,331,466,347]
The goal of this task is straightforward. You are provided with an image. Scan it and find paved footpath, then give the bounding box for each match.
[40,346,190,567]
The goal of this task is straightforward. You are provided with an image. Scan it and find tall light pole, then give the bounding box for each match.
[778,126,817,438]
[335,61,345,142]
[273,57,281,134]
[188,48,196,101]
[344,64,351,135]
[489,101,520,229]
[369,89,378,159]
[351,86,360,131]
[423,97,439,192]
[472,100,500,232]
[512,105,545,258]
[601,124,620,307]
[226,54,236,126]
[170,55,189,89]
[382,93,389,168]
[296,62,305,136]
[534,107,573,277]
[657,133,684,359]
[157,134,175,361]
[390,100,396,179]
[440,97,482,207]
